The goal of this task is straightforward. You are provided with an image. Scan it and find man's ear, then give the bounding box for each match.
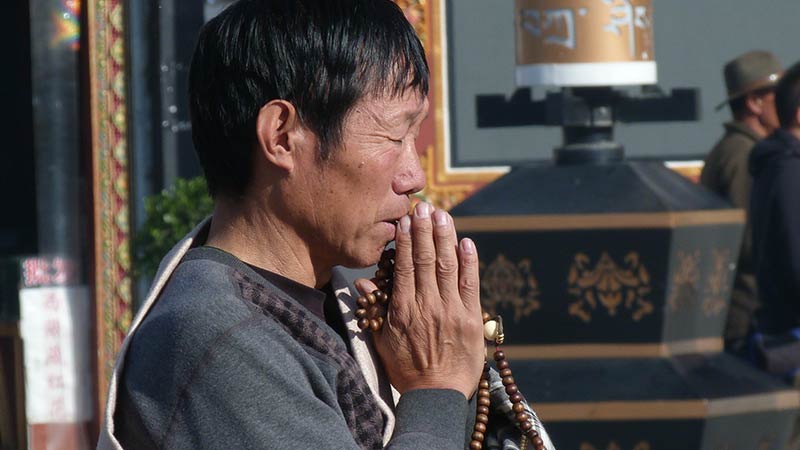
[745,93,765,116]
[255,99,305,172]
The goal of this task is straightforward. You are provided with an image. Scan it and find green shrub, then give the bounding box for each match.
[134,177,213,278]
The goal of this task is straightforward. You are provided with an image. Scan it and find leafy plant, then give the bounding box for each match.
[134,176,214,278]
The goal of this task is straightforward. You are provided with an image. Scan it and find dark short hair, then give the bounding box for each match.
[775,61,800,128]
[189,0,429,197]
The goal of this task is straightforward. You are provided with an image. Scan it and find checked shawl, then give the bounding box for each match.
[231,269,385,450]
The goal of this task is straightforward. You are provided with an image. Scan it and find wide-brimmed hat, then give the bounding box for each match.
[715,50,782,110]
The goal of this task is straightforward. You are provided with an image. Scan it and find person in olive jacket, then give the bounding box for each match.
[701,50,783,351]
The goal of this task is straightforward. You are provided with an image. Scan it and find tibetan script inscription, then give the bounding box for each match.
[516,0,654,64]
[521,8,576,50]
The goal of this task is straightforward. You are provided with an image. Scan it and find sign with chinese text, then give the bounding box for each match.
[19,286,92,423]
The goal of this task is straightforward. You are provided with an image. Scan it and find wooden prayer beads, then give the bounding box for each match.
[357,248,545,450]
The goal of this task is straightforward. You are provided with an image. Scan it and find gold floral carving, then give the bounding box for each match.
[395,0,427,46]
[580,441,651,450]
[567,252,653,323]
[667,250,700,312]
[480,254,541,323]
[703,248,730,317]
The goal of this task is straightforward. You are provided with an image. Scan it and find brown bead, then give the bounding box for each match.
[357,296,369,308]
[505,384,519,395]
[374,290,388,303]
[496,360,509,370]
[482,311,491,323]
[512,402,525,413]
[476,413,489,424]
[502,376,515,386]
[500,368,512,377]
[479,380,490,389]
[375,269,390,279]
[378,258,393,269]
[469,441,482,450]
[376,317,384,328]
[383,248,396,259]
[526,429,540,439]
[478,396,491,407]
[376,279,388,290]
[478,388,490,398]
[477,405,489,415]
[532,436,544,448]
[516,412,530,423]
[357,318,370,330]
[368,305,380,317]
[494,350,505,361]
[369,319,381,332]
[366,292,377,304]
[471,431,485,442]
[519,420,532,431]
[474,422,486,433]
[510,393,523,403]
[355,308,367,318]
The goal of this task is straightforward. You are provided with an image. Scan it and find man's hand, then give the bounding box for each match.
[356,202,485,399]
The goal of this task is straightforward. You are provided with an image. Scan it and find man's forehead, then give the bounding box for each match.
[357,92,428,124]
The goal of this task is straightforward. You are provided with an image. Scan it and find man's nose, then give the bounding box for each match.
[393,145,426,196]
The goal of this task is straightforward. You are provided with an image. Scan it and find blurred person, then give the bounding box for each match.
[701,50,782,353]
[96,1,553,449]
[749,60,800,338]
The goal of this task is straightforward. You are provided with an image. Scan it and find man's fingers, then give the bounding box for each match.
[411,202,437,300]
[390,215,414,320]
[457,237,481,312]
[432,209,459,305]
[354,278,379,297]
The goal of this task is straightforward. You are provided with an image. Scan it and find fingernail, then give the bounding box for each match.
[399,215,411,233]
[433,209,448,227]
[461,238,476,254]
[415,202,430,218]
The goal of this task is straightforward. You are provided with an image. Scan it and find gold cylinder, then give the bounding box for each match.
[515,0,657,86]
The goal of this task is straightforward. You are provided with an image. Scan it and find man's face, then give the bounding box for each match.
[758,90,780,134]
[290,90,428,269]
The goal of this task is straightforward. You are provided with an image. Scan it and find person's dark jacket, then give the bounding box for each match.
[701,121,761,342]
[749,128,800,334]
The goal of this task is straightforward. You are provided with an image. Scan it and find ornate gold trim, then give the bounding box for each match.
[88,0,132,418]
[455,210,744,232]
[535,390,800,421]
[503,338,723,360]
[580,442,651,450]
[417,0,505,210]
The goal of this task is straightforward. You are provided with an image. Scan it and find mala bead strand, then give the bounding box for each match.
[358,247,545,450]
[494,347,545,450]
[469,363,491,450]
[355,249,394,331]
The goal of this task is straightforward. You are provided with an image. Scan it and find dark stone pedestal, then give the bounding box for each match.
[450,161,799,450]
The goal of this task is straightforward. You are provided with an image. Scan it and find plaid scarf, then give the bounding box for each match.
[231,269,385,450]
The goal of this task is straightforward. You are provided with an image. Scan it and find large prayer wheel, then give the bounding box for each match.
[515,0,657,86]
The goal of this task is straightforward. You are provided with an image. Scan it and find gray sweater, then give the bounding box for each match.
[112,246,471,449]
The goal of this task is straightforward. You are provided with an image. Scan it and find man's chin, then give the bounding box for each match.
[342,241,393,269]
